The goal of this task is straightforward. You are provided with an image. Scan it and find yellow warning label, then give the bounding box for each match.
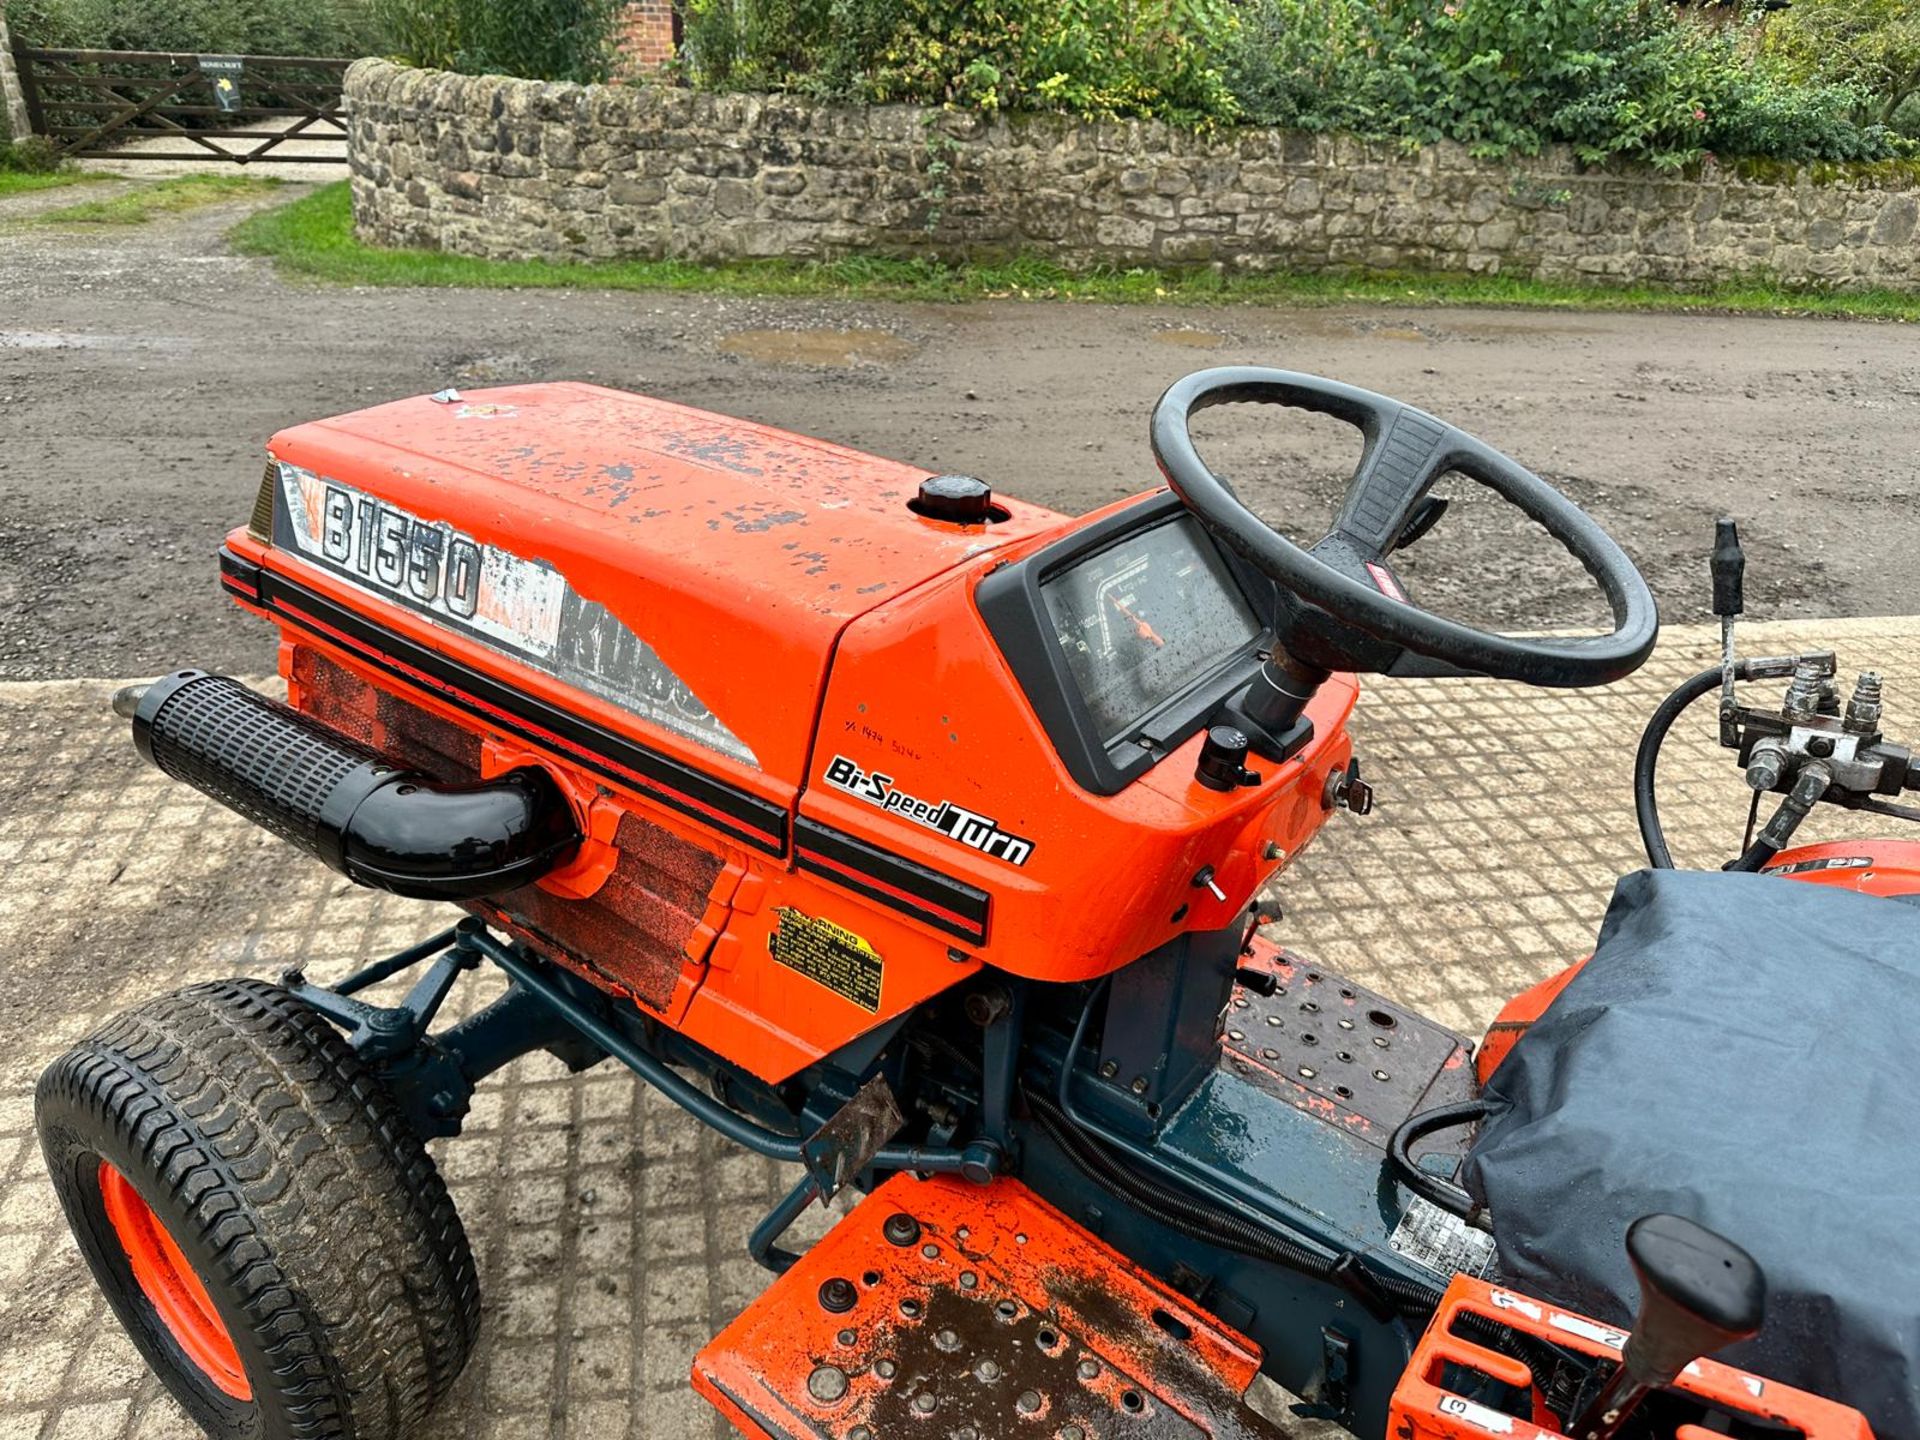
[769,908,883,1012]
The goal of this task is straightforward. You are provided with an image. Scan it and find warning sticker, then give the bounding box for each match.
[1389,1195,1497,1278]
[769,908,883,1012]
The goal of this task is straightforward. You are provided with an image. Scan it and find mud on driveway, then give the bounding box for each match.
[1,187,1917,681]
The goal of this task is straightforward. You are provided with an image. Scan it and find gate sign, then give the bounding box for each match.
[197,56,244,112]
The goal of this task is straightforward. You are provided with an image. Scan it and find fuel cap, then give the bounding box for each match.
[913,474,994,524]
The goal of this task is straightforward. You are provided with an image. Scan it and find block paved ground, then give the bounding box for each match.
[0,615,1914,1440]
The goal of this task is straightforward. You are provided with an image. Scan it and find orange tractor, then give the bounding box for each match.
[36,370,1920,1440]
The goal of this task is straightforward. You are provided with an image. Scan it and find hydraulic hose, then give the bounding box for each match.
[1386,1099,1493,1229]
[1724,760,1833,873]
[1635,662,1751,869]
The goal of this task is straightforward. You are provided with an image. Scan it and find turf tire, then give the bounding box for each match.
[35,978,481,1440]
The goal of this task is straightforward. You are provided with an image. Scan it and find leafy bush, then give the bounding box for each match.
[2,0,380,55]
[682,0,1243,129]
[0,134,62,171]
[1766,0,1920,135]
[1222,0,1378,132]
[1225,0,1904,166]
[369,0,623,82]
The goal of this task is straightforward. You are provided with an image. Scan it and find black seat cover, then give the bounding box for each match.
[1464,868,1920,1436]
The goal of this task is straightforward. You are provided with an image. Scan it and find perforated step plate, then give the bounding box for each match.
[1225,947,1474,1153]
[693,1173,1293,1439]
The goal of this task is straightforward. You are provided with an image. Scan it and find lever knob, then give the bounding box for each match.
[1571,1214,1766,1440]
[1196,726,1259,791]
[1711,517,1745,619]
[1621,1213,1765,1388]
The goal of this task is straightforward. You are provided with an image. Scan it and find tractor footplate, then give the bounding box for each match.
[694,1172,1291,1439]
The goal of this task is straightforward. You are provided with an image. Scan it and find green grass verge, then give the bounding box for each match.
[38,174,282,226]
[231,181,1920,322]
[0,168,104,199]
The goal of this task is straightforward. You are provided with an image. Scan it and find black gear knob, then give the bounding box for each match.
[1572,1214,1766,1440]
[1621,1213,1765,1387]
[1711,517,1745,619]
[1196,725,1260,791]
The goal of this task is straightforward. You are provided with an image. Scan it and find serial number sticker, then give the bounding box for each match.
[1389,1195,1496,1279]
[1766,855,1872,876]
[769,908,883,1013]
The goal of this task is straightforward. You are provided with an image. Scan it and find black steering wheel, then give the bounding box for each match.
[1150,367,1658,688]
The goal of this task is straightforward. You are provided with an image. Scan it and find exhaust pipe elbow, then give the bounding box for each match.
[111,683,150,720]
[128,670,581,901]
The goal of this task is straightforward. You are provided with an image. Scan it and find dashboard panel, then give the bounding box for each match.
[978,494,1272,795]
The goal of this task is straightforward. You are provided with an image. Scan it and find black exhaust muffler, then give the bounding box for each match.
[124,670,581,901]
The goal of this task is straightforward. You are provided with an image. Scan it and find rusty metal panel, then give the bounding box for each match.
[1223,947,1473,1150]
[693,1172,1292,1439]
[476,810,725,1011]
[295,647,482,779]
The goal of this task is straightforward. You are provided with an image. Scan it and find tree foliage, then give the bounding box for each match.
[1226,0,1902,165]
[2,0,379,55]
[1766,0,1920,134]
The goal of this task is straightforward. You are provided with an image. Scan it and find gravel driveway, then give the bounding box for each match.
[1,185,1917,682]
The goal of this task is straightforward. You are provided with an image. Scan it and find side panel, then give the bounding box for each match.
[803,559,1359,981]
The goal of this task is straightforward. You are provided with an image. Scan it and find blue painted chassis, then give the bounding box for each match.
[295,917,1473,1438]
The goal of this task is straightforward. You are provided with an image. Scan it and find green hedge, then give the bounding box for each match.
[1228,0,1901,167]
[681,0,1241,130]
[683,0,1911,167]
[368,0,624,83]
[2,0,381,55]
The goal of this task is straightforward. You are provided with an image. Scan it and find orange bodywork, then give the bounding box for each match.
[223,384,1353,1082]
[693,1171,1276,1438]
[1390,1274,1874,1439]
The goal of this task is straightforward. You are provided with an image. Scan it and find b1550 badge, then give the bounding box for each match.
[272,463,757,766]
[823,755,1034,867]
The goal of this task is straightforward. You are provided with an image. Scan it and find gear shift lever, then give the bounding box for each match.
[1570,1214,1766,1440]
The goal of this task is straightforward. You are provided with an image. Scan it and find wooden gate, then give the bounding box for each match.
[8,41,350,164]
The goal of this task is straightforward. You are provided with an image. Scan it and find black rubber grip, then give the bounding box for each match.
[133,670,397,873]
[1711,517,1744,618]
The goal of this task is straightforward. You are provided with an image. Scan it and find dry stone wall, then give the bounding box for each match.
[346,58,1920,291]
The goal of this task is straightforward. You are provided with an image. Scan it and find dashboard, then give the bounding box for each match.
[978,496,1272,795]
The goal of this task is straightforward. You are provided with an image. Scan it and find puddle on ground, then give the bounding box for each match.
[717,328,917,367]
[1154,327,1231,349]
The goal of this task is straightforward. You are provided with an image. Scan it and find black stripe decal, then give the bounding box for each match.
[233,554,788,854]
[794,817,990,944]
[219,549,262,593]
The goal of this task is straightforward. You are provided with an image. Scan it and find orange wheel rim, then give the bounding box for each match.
[97,1160,252,1401]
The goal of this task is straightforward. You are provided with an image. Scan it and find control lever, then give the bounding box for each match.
[1711,518,1745,728]
[1196,725,1261,791]
[1570,1214,1766,1440]
[1394,495,1450,551]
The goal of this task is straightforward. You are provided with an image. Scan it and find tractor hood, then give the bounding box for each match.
[257,383,1063,788]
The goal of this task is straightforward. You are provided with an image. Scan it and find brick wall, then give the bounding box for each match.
[618,1,675,70]
[344,59,1920,292]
